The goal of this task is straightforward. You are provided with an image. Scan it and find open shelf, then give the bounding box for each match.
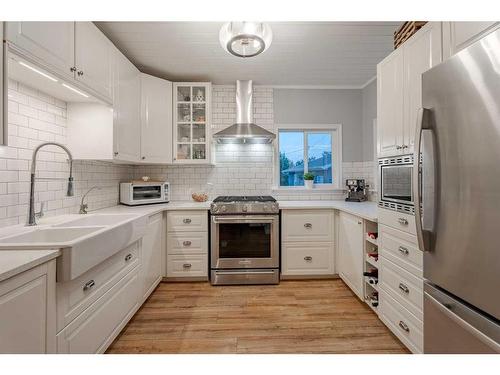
[364,277,379,292]
[365,254,378,268]
[365,234,378,246]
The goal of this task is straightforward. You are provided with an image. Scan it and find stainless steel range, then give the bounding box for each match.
[210,196,279,285]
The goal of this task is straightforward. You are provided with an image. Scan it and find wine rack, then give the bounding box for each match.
[364,220,379,313]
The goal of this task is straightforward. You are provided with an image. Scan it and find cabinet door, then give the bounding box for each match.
[337,212,364,299]
[1,22,5,145]
[5,22,75,79]
[450,22,499,55]
[113,50,141,162]
[0,261,55,354]
[403,22,442,154]
[141,213,164,301]
[74,22,113,100]
[140,74,173,163]
[377,47,404,158]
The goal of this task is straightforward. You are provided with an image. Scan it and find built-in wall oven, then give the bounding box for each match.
[378,155,414,213]
[210,196,280,285]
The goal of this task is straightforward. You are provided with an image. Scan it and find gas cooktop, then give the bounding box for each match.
[212,196,276,203]
[211,196,278,214]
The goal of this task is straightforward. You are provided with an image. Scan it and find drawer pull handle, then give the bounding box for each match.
[183,240,192,246]
[304,223,312,228]
[398,246,409,255]
[83,280,95,291]
[304,256,312,261]
[125,254,132,261]
[398,218,409,225]
[398,320,410,333]
[399,283,410,294]
[183,218,192,224]
[183,263,192,269]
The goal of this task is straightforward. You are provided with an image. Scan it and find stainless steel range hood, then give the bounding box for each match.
[213,80,276,144]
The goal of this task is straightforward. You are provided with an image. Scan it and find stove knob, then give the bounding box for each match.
[213,206,219,213]
[263,205,269,212]
[221,205,227,212]
[242,205,248,212]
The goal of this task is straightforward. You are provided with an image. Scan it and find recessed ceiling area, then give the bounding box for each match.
[95,22,400,86]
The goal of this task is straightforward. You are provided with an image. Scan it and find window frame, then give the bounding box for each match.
[274,124,343,190]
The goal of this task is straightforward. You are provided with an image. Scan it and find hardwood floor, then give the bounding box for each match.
[106,279,409,354]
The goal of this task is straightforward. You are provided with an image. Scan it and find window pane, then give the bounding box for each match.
[307,133,332,184]
[279,132,304,186]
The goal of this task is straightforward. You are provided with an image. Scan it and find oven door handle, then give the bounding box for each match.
[212,216,277,224]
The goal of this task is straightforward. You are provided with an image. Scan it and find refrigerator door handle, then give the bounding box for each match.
[425,292,500,353]
[413,107,435,252]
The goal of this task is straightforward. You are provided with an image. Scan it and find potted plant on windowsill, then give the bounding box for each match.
[303,172,315,189]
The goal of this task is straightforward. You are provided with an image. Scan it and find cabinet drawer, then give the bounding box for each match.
[379,289,423,353]
[167,210,207,232]
[282,210,334,242]
[56,266,140,354]
[378,208,416,235]
[167,232,208,255]
[379,224,422,277]
[166,254,207,278]
[380,257,423,319]
[56,242,139,331]
[281,242,334,276]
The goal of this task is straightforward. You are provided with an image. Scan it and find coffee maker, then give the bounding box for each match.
[345,179,368,202]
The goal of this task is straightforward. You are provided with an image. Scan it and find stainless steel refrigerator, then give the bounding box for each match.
[416,28,500,353]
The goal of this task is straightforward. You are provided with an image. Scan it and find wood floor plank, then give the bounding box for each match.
[106,279,409,354]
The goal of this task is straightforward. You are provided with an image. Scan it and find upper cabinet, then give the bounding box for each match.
[173,82,212,164]
[113,50,141,162]
[140,74,173,164]
[377,22,442,158]
[5,22,113,103]
[74,22,113,100]
[443,22,500,59]
[5,22,75,80]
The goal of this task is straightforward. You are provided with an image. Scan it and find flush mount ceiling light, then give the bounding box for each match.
[219,22,273,58]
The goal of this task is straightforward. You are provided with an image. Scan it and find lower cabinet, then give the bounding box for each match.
[337,211,364,299]
[56,266,140,354]
[141,212,164,302]
[281,242,334,276]
[0,259,56,354]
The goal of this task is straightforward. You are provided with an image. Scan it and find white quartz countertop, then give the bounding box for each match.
[96,201,212,216]
[277,200,378,222]
[0,249,60,283]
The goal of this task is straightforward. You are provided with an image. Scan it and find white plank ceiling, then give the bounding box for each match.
[95,22,401,86]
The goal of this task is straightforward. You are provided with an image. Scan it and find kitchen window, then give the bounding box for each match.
[276,125,342,189]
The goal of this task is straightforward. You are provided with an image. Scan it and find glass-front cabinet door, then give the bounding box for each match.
[173,82,211,163]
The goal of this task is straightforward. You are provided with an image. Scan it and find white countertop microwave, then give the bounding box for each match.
[120,181,170,206]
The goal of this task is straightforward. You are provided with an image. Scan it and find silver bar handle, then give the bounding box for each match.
[398,246,409,255]
[425,292,500,353]
[304,256,312,261]
[83,280,95,291]
[304,223,312,228]
[399,283,410,294]
[414,107,434,252]
[183,218,192,224]
[183,240,192,246]
[213,216,276,224]
[398,320,410,333]
[182,263,192,269]
[398,218,408,225]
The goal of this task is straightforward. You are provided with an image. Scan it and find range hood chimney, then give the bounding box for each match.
[213,80,276,144]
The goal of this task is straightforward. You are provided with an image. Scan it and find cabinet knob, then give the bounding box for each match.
[304,256,313,261]
[114,151,119,156]
[304,223,312,228]
[77,70,84,76]
[70,66,77,72]
[398,218,408,225]
[125,253,132,262]
[83,279,95,291]
[183,240,192,246]
[183,263,192,269]
[399,283,410,294]
[398,320,410,333]
[183,218,192,224]
[141,156,145,160]
[357,221,362,225]
[398,246,409,255]
[396,145,402,150]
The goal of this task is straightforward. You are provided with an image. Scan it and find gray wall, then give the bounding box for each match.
[362,79,377,161]
[273,88,364,162]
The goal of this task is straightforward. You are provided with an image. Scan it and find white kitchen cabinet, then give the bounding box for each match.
[377,22,441,158]
[1,22,5,145]
[140,73,173,163]
[5,22,75,80]
[281,209,335,277]
[377,47,404,158]
[443,22,500,59]
[337,211,364,299]
[113,49,141,162]
[141,213,164,302]
[0,259,56,354]
[173,82,212,164]
[74,22,113,101]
